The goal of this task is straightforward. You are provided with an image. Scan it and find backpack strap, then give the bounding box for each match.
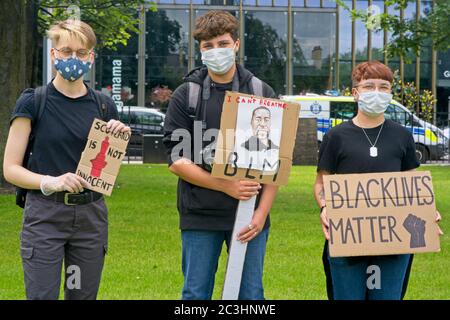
[29,86,48,144]
[231,72,239,92]
[187,82,201,118]
[250,76,263,96]
[34,86,47,124]
[186,71,241,120]
[202,75,211,102]
[21,86,47,169]
[92,89,108,121]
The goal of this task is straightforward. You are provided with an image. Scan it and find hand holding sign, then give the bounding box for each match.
[436,211,444,236]
[215,92,300,300]
[76,119,131,196]
[106,119,131,135]
[41,173,89,195]
[320,206,330,240]
[224,179,261,201]
[236,207,267,243]
[323,171,441,257]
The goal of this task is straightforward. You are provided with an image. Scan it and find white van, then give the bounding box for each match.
[280,95,449,163]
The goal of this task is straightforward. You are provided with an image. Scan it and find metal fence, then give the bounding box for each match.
[119,104,450,165]
[326,106,449,164]
[117,106,165,163]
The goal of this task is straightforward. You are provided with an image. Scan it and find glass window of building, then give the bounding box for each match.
[370,0,385,62]
[420,0,433,90]
[291,0,305,7]
[244,10,288,95]
[323,0,337,7]
[307,0,321,8]
[95,32,139,109]
[258,0,274,6]
[146,9,189,110]
[274,0,289,6]
[386,3,400,76]
[355,0,368,63]
[403,0,417,85]
[293,11,336,94]
[338,0,353,89]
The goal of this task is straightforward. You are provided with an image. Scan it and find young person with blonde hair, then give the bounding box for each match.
[3,19,130,300]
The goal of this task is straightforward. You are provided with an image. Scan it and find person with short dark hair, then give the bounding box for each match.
[313,60,443,300]
[163,10,278,300]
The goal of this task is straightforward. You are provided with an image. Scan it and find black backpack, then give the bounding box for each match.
[185,74,263,119]
[15,85,108,208]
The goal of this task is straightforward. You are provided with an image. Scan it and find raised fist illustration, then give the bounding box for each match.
[403,214,426,248]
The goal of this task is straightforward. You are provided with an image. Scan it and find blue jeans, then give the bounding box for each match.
[181,228,269,300]
[327,249,412,300]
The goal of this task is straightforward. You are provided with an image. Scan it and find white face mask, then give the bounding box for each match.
[201,45,236,75]
[357,91,393,117]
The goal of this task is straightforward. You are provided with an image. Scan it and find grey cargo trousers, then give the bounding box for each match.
[20,191,108,300]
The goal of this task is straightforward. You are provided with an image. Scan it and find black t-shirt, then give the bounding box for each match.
[10,81,118,176]
[204,81,231,129]
[317,119,420,174]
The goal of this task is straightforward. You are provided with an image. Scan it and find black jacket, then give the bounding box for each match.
[163,64,276,231]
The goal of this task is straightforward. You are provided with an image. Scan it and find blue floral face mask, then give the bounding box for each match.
[54,57,92,82]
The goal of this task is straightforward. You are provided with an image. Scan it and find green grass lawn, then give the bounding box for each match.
[0,165,449,300]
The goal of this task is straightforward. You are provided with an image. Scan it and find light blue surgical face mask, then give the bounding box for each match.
[54,57,92,82]
[357,90,393,117]
[201,45,236,75]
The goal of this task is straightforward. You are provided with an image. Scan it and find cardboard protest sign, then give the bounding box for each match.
[211,91,301,186]
[210,91,300,300]
[323,171,441,257]
[76,118,130,196]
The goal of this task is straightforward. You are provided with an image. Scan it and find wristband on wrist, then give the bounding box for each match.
[320,205,326,213]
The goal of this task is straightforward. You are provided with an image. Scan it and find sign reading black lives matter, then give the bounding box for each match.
[76,119,130,196]
[324,171,441,257]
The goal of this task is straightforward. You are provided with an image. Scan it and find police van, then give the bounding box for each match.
[280,95,449,163]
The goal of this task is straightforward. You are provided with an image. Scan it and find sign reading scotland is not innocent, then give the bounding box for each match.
[323,171,441,257]
[76,118,130,196]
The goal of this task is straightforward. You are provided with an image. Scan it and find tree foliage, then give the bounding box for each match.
[336,0,450,62]
[37,0,156,50]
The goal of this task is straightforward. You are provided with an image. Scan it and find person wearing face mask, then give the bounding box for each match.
[163,10,278,300]
[3,20,130,300]
[312,61,443,300]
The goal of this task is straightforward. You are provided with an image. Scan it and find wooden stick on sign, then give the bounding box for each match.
[222,195,257,300]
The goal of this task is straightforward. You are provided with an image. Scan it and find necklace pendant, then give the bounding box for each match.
[370,147,378,157]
